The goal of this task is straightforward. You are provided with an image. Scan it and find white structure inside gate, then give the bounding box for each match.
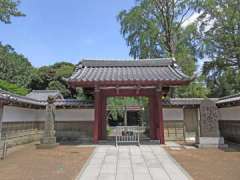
[115,126,144,146]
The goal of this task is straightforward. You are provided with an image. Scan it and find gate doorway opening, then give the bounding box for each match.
[94,87,166,145]
[106,97,150,141]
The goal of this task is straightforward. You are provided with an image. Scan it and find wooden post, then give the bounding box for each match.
[156,86,165,144]
[93,86,100,143]
[0,101,3,141]
[196,107,201,144]
[99,93,107,140]
[101,95,107,140]
[98,92,102,140]
[149,96,156,139]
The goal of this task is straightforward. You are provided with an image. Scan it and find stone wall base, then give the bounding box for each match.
[198,137,228,148]
[4,129,43,148]
[219,120,240,143]
[0,142,6,159]
[41,135,57,144]
[36,143,59,149]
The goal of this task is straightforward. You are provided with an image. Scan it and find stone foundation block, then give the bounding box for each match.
[198,137,228,148]
[36,143,59,149]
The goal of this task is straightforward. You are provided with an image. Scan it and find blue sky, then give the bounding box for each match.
[0,0,136,67]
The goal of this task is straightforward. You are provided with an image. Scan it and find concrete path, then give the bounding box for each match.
[76,145,191,180]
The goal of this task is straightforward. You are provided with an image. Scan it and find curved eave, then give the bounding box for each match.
[68,79,192,88]
[68,60,193,88]
[0,90,46,107]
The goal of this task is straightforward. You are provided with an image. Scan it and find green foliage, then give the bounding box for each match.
[107,97,147,121]
[0,42,76,98]
[118,0,209,97]
[28,62,75,98]
[118,0,197,66]
[175,76,210,98]
[175,25,200,76]
[204,68,240,97]
[0,42,34,88]
[174,25,209,97]
[0,0,25,24]
[199,0,240,97]
[51,62,75,78]
[48,80,70,97]
[118,0,198,58]
[118,2,163,59]
[75,88,92,101]
[0,79,28,95]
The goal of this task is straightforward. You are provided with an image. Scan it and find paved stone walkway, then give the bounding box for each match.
[76,145,191,180]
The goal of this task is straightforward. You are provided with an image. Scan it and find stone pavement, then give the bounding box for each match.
[76,145,191,180]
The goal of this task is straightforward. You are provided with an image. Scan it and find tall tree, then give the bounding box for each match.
[28,62,75,98]
[0,0,26,91]
[0,0,25,24]
[118,0,197,58]
[118,0,208,97]
[152,0,197,56]
[0,43,34,88]
[199,0,240,97]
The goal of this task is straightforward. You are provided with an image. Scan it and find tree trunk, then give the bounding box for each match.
[123,105,127,126]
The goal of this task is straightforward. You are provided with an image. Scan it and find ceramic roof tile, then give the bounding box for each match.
[217,93,240,104]
[68,59,191,86]
[26,90,64,101]
[0,89,46,106]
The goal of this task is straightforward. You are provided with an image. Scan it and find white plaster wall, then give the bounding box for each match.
[55,109,94,122]
[2,105,184,122]
[2,106,95,122]
[219,106,240,121]
[163,108,183,121]
[35,109,46,122]
[0,106,3,121]
[2,106,38,122]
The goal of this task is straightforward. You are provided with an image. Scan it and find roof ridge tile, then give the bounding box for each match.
[80,58,173,67]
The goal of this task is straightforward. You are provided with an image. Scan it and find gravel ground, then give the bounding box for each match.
[166,145,240,180]
[0,143,94,180]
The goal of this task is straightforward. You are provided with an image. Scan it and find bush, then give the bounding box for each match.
[0,79,29,95]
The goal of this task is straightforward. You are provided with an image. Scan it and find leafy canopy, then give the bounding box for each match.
[107,97,147,122]
[0,43,34,88]
[118,0,209,97]
[28,62,75,98]
[0,79,28,95]
[0,0,25,24]
[0,43,79,98]
[118,0,198,58]
[199,0,240,97]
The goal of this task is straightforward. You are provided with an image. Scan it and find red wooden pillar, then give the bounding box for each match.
[98,91,102,140]
[99,94,107,140]
[149,96,155,139]
[155,87,165,144]
[93,87,100,143]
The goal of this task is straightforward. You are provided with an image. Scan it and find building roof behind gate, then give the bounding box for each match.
[26,90,64,101]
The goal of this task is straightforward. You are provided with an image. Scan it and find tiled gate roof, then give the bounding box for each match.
[68,58,192,86]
